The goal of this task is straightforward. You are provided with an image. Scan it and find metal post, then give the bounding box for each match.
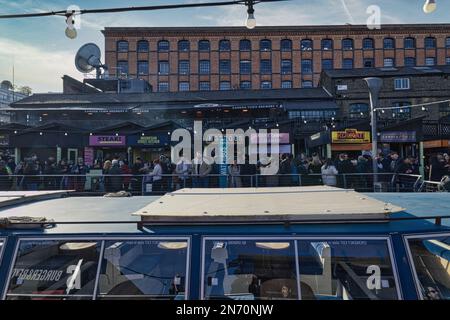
[364,77,383,189]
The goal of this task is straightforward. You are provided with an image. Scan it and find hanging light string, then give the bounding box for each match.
[374,98,450,111]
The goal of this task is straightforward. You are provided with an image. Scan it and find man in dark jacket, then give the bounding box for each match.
[108,159,123,192]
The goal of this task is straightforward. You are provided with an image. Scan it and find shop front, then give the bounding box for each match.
[331,129,372,157]
[88,135,128,163]
[306,131,331,158]
[128,134,171,162]
[379,131,419,158]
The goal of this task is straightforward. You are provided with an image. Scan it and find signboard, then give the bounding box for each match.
[89,135,126,147]
[0,134,9,147]
[250,133,290,144]
[84,147,94,166]
[337,85,348,91]
[380,131,416,143]
[127,135,169,147]
[332,129,371,144]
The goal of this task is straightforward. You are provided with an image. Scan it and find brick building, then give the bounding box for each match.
[103,24,450,92]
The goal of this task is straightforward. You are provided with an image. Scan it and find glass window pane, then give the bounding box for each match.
[137,40,149,53]
[446,57,450,65]
[240,40,251,51]
[425,57,436,66]
[322,39,333,51]
[199,40,210,52]
[363,38,374,50]
[301,39,313,51]
[302,81,313,88]
[97,240,189,300]
[364,59,374,68]
[302,60,312,73]
[0,239,4,263]
[281,39,292,51]
[342,59,353,69]
[425,37,436,49]
[261,81,272,89]
[158,61,169,75]
[240,81,251,90]
[281,60,292,74]
[203,239,298,300]
[407,235,450,300]
[219,60,231,74]
[404,38,415,49]
[446,38,450,49]
[405,57,416,67]
[260,60,272,74]
[199,60,210,74]
[219,40,231,51]
[199,82,210,91]
[179,60,190,75]
[179,82,190,92]
[219,82,231,91]
[178,40,190,52]
[260,39,272,51]
[117,41,128,52]
[384,58,394,67]
[384,38,395,49]
[6,240,101,300]
[158,82,169,92]
[240,60,251,74]
[137,61,148,75]
[342,39,353,50]
[322,59,333,70]
[117,61,129,76]
[158,40,170,52]
[298,240,398,300]
[281,81,292,89]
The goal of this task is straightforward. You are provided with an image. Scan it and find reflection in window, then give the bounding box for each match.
[408,236,450,300]
[342,38,353,50]
[260,39,272,51]
[6,240,101,300]
[0,239,3,263]
[178,40,190,52]
[97,240,188,300]
[301,39,313,51]
[298,240,398,300]
[203,240,298,300]
[219,40,231,52]
[322,39,333,51]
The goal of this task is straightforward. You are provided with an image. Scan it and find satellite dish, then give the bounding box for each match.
[75,43,107,78]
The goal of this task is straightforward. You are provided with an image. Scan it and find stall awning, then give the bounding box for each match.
[284,101,338,110]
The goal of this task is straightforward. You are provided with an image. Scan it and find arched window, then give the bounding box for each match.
[260,39,272,51]
[404,37,416,49]
[363,38,374,50]
[446,37,450,48]
[281,39,292,51]
[424,37,437,49]
[383,38,395,49]
[158,40,170,52]
[301,39,313,51]
[240,39,252,51]
[198,40,210,52]
[342,38,354,50]
[219,39,231,51]
[349,103,369,119]
[321,39,333,51]
[137,40,149,53]
[117,40,129,52]
[178,40,190,52]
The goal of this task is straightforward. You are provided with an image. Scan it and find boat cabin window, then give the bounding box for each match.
[5,240,101,300]
[202,238,399,300]
[96,240,189,300]
[406,234,450,300]
[0,239,4,264]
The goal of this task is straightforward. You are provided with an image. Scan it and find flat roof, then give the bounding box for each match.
[134,187,404,223]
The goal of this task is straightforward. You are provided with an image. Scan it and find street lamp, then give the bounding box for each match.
[245,0,257,29]
[364,77,383,186]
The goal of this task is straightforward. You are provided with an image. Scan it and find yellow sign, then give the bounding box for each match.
[332,129,371,144]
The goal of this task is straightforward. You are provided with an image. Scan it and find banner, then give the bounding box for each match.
[127,135,169,147]
[380,131,416,143]
[89,135,126,147]
[332,129,371,144]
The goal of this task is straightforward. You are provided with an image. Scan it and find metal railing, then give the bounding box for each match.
[0,172,435,195]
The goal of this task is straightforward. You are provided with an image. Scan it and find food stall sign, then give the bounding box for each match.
[332,129,371,144]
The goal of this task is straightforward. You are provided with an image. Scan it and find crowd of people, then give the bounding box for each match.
[0,149,449,193]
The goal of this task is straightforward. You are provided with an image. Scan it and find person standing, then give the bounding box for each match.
[147,158,163,193]
[228,160,242,188]
[321,159,339,187]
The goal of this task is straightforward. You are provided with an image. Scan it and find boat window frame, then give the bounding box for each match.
[0,237,6,266]
[2,236,191,301]
[200,236,402,300]
[403,232,450,300]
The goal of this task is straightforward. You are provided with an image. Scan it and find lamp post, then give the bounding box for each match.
[364,77,383,187]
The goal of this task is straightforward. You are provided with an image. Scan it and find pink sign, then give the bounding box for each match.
[84,147,94,166]
[89,135,126,147]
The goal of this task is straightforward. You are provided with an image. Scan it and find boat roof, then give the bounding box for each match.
[134,187,404,223]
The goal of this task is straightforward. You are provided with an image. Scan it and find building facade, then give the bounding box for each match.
[103,24,450,92]
[0,82,27,124]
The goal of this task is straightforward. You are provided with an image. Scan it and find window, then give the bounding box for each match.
[199,60,210,74]
[202,238,399,300]
[240,39,252,51]
[394,78,410,90]
[322,59,333,70]
[179,60,190,75]
[5,240,101,300]
[392,102,411,119]
[97,240,189,300]
[289,110,337,120]
[178,40,190,52]
[158,40,170,52]
[219,81,231,90]
[446,57,450,65]
[302,81,313,88]
[406,234,450,300]
[384,58,395,67]
[342,58,353,69]
[199,82,210,91]
[219,40,231,51]
[405,57,416,67]
[0,239,4,263]
[349,103,369,119]
[321,39,333,51]
[137,61,149,75]
[219,60,231,74]
[364,59,374,68]
[117,60,129,76]
[158,61,169,75]
[281,60,292,74]
[281,81,292,89]
[137,40,149,53]
[179,82,190,91]
[281,39,292,51]
[260,59,272,74]
[404,37,416,49]
[363,38,374,50]
[158,82,169,92]
[260,39,272,51]
[240,81,251,90]
[425,57,436,66]
[342,38,354,50]
[302,60,312,73]
[384,38,395,49]
[301,39,313,51]
[260,81,272,89]
[198,40,210,52]
[117,40,128,52]
[240,60,251,74]
[425,37,437,49]
[446,37,450,48]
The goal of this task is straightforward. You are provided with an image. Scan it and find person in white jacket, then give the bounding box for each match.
[321,159,339,187]
[148,159,163,192]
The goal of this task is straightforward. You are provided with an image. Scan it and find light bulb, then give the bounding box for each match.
[246,13,256,29]
[423,0,436,14]
[65,27,77,39]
